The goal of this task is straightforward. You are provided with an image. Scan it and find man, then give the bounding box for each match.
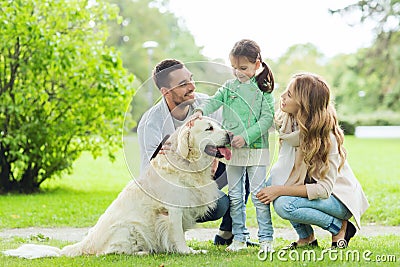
[137,59,252,246]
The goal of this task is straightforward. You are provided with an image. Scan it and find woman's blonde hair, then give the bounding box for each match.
[290,73,346,178]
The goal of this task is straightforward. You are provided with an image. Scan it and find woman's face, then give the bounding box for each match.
[229,55,260,83]
[280,82,299,115]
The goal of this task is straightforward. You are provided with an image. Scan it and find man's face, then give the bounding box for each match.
[163,67,196,107]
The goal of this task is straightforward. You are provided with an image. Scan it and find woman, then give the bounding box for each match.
[256,73,369,249]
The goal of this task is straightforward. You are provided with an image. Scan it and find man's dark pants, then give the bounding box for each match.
[197,162,250,233]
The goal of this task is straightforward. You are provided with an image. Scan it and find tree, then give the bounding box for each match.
[107,0,205,83]
[327,51,376,114]
[330,0,400,112]
[0,0,134,193]
[273,43,329,90]
[106,0,207,124]
[330,0,399,33]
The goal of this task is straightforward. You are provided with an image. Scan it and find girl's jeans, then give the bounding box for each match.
[227,165,273,243]
[273,194,352,239]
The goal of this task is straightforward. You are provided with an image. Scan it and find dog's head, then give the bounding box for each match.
[176,117,232,162]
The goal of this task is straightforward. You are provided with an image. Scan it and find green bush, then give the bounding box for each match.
[339,120,356,135]
[339,111,400,135]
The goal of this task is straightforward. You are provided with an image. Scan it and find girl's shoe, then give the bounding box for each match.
[245,235,259,247]
[331,221,357,249]
[225,240,247,252]
[259,241,274,253]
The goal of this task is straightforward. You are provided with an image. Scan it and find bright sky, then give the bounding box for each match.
[168,0,375,62]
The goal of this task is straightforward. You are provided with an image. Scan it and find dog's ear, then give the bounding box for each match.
[176,126,192,159]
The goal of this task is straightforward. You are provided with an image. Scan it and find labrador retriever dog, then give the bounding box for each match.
[3,117,232,258]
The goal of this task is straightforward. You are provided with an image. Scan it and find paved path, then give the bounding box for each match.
[0,225,399,243]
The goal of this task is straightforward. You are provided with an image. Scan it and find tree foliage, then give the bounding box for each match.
[330,0,400,33]
[107,0,205,82]
[330,0,400,114]
[0,0,134,193]
[272,43,329,92]
[106,0,207,124]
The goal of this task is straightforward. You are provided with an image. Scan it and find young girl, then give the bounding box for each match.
[256,73,369,249]
[193,39,275,253]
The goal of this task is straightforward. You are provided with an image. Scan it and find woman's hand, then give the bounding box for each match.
[231,135,246,148]
[256,186,283,204]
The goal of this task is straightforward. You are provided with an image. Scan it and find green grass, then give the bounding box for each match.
[1,236,399,266]
[0,136,399,228]
[0,135,399,266]
[343,137,400,225]
[0,147,132,228]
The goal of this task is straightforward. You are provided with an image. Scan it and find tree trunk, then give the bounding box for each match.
[0,148,13,193]
[0,156,40,194]
[19,166,40,194]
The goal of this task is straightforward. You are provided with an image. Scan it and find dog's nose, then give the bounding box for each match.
[226,131,234,143]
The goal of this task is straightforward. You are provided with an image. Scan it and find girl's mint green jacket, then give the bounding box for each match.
[196,77,275,149]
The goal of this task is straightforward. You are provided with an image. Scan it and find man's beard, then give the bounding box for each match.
[174,98,194,108]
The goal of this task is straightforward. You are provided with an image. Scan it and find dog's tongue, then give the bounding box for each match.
[218,147,232,160]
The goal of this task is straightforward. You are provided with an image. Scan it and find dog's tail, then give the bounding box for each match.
[2,244,62,259]
[60,241,85,257]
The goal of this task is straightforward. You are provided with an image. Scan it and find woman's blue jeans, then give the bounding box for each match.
[273,194,352,239]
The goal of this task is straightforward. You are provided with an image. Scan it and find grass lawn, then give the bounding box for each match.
[1,235,399,266]
[0,135,399,266]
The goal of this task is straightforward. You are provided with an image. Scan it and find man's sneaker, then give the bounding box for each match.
[225,240,247,252]
[259,240,274,253]
[214,234,233,246]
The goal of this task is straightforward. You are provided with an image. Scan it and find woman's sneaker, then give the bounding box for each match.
[259,240,274,253]
[225,240,247,252]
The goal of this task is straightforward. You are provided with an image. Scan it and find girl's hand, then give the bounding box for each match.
[190,110,203,121]
[231,135,246,148]
[256,186,283,204]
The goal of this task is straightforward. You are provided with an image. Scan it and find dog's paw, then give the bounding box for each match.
[135,251,150,256]
[189,248,207,254]
[177,247,206,254]
[175,246,191,254]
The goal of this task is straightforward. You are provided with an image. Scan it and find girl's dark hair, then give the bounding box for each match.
[230,39,274,93]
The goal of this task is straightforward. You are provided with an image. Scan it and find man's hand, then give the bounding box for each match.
[231,135,246,148]
[159,141,171,155]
